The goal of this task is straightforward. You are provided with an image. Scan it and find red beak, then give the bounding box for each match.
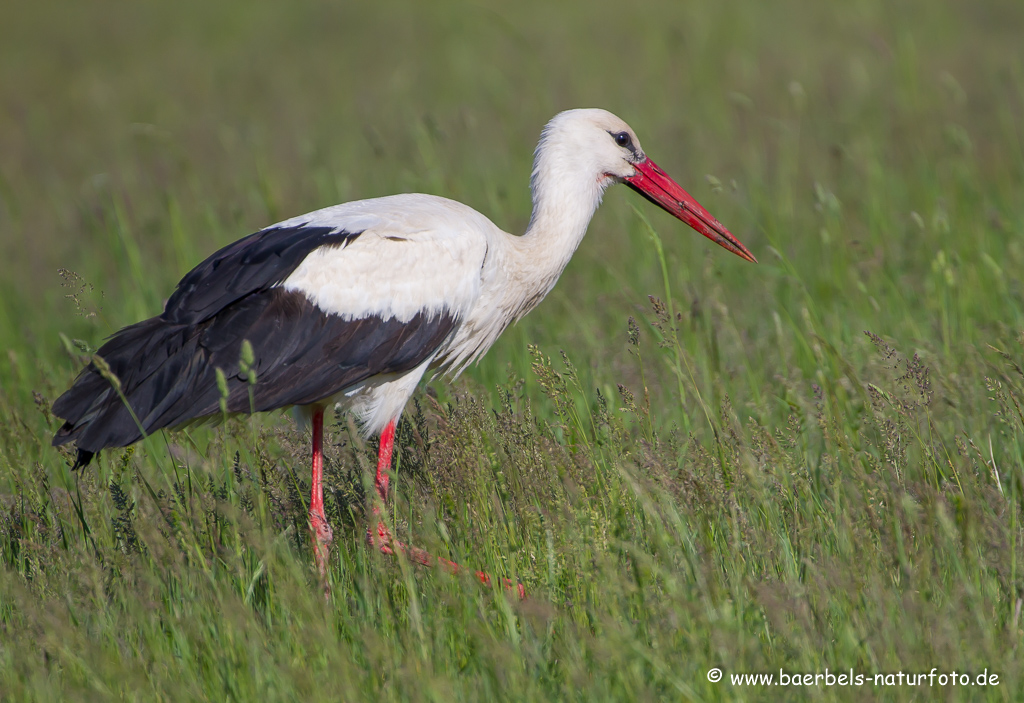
[624,158,757,263]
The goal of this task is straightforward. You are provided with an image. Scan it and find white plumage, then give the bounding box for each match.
[280,195,489,326]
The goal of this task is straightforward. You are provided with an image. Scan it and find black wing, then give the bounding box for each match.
[52,224,455,465]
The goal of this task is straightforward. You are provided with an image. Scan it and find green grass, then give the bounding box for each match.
[2,0,1024,700]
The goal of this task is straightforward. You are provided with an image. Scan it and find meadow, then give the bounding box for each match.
[1,0,1023,700]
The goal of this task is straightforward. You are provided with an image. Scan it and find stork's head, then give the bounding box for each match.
[533,108,756,263]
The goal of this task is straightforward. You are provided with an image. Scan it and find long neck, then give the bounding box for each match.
[509,150,609,308]
[440,149,611,375]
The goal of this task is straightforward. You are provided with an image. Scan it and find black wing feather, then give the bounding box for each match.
[53,289,455,458]
[52,223,455,465]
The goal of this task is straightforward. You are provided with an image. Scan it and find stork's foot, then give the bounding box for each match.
[310,508,334,579]
[368,520,396,556]
[367,520,525,599]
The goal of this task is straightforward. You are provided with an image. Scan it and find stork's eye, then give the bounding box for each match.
[613,131,632,148]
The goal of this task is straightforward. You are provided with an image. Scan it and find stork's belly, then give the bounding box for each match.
[294,353,437,438]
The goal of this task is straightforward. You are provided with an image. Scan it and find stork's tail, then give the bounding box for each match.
[51,316,216,467]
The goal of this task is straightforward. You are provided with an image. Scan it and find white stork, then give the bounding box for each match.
[52,109,755,585]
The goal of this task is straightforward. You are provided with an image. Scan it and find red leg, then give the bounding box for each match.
[367,419,525,599]
[309,407,333,578]
[375,420,395,503]
[370,420,396,556]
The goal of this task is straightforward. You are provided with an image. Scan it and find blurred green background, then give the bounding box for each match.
[2,0,1024,700]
